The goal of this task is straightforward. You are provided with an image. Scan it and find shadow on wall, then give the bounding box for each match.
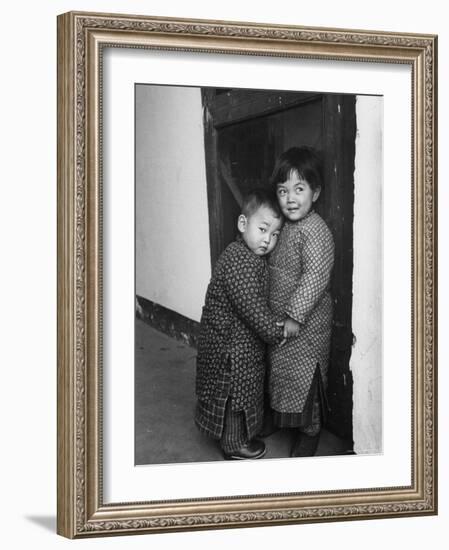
[24,516,56,533]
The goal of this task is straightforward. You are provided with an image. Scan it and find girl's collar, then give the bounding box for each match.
[286,209,315,224]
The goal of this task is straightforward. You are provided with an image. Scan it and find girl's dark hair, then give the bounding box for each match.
[270,146,323,191]
[241,187,282,219]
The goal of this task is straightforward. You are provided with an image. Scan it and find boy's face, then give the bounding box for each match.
[276,169,320,222]
[238,205,283,256]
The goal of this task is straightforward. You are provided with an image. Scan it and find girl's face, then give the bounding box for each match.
[276,170,320,222]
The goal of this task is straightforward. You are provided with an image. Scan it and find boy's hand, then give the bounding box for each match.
[283,317,301,339]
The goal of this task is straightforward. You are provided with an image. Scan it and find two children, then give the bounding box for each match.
[195,146,334,460]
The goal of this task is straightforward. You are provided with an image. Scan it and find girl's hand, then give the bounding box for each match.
[283,317,301,339]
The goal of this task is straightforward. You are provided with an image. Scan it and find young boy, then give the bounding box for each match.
[195,188,284,460]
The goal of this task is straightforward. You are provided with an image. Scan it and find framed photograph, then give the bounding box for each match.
[57,11,437,538]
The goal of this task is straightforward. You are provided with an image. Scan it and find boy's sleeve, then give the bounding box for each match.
[286,226,334,324]
[223,254,283,345]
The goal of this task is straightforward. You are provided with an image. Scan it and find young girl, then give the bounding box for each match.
[266,146,334,457]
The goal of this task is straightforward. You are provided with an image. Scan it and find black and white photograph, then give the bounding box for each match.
[134,84,383,465]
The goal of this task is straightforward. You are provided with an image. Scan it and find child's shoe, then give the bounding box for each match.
[290,432,320,457]
[223,439,266,460]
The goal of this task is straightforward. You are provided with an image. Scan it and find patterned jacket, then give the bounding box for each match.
[268,211,334,413]
[196,238,283,411]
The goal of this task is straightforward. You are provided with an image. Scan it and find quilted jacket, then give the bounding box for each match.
[268,211,334,413]
[196,237,283,411]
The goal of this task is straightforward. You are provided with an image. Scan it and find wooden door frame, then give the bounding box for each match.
[202,88,356,442]
[202,88,322,266]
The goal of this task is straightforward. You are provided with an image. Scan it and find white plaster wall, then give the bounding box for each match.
[352,96,383,454]
[135,85,211,322]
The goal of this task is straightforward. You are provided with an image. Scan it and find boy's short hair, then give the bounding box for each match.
[270,146,323,192]
[241,188,282,219]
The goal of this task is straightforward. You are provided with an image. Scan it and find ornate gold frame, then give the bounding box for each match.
[57,11,437,538]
